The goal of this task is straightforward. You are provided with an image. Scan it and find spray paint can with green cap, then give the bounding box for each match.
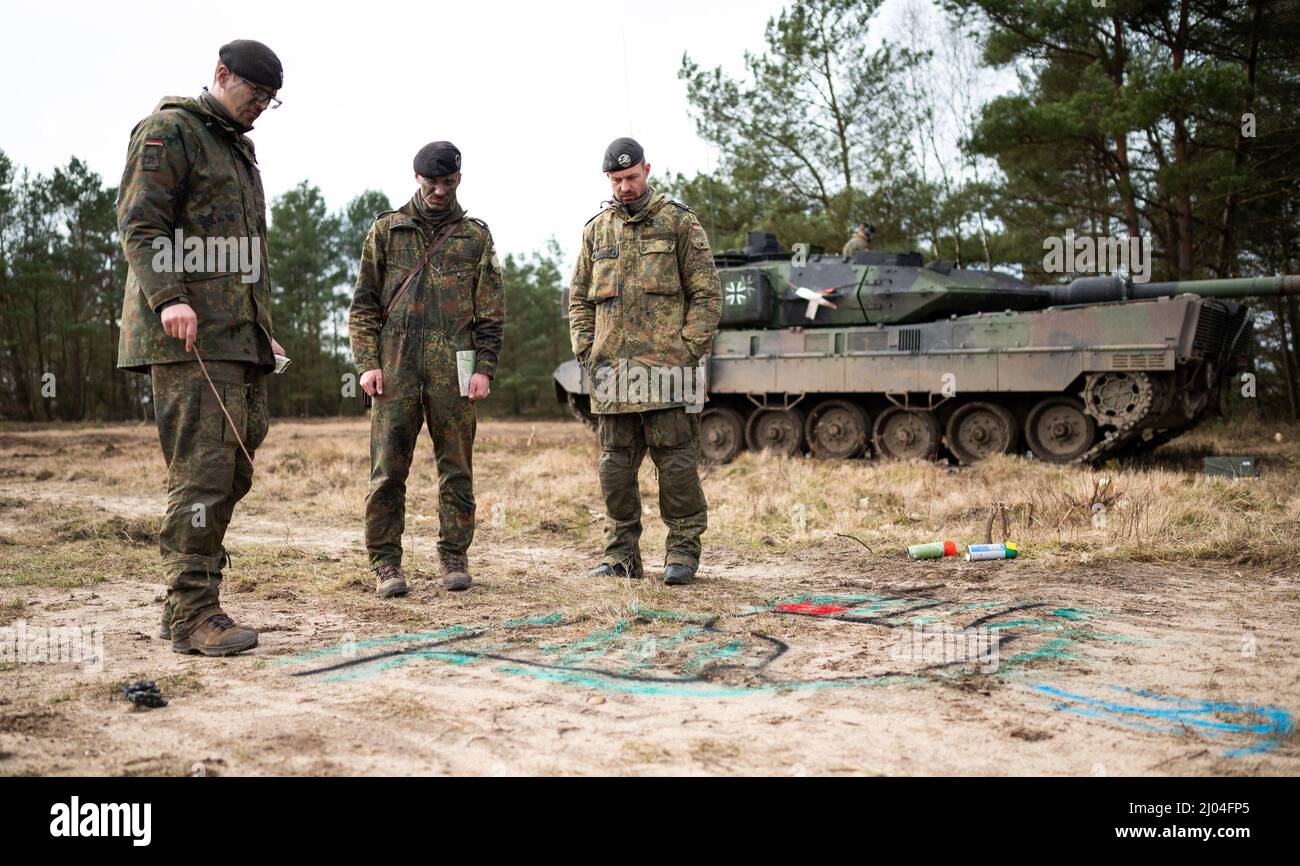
[964,542,1019,561]
[907,540,957,560]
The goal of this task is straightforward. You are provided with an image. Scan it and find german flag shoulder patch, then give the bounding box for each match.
[141,139,165,171]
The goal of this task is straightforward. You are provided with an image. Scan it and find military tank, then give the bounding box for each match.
[554,231,1297,465]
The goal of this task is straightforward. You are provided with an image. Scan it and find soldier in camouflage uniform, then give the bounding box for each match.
[568,137,722,585]
[116,40,285,656]
[349,142,504,598]
[842,222,873,256]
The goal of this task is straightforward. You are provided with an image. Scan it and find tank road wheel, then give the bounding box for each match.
[945,402,1018,465]
[699,407,746,464]
[872,407,941,461]
[804,400,869,459]
[745,407,805,457]
[1025,396,1096,463]
[1083,372,1154,428]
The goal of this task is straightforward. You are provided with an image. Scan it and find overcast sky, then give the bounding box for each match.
[0,0,925,267]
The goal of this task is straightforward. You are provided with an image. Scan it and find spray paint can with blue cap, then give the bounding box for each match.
[964,542,1019,562]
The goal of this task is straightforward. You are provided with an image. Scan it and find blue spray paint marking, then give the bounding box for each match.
[1031,684,1294,756]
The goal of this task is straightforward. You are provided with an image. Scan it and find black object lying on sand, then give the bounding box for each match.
[121,680,167,708]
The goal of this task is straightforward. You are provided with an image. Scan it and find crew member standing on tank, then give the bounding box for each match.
[843,222,873,256]
[568,137,722,586]
[349,142,504,599]
[116,40,286,656]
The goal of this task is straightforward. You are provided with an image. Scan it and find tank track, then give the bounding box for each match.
[1077,422,1148,465]
[1075,371,1216,465]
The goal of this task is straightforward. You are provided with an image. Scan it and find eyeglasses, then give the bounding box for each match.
[233,72,282,109]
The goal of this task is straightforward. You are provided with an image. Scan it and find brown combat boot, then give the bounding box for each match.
[374,563,409,599]
[171,611,258,656]
[440,554,472,592]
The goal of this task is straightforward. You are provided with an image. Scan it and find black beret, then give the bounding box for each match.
[219,39,283,90]
[602,137,644,173]
[414,141,462,178]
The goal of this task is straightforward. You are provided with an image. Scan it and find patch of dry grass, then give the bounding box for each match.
[698,430,1300,567]
[1,416,1297,588]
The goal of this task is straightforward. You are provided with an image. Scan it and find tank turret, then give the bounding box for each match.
[712,231,1296,329]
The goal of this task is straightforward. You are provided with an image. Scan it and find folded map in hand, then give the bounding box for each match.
[456,350,476,397]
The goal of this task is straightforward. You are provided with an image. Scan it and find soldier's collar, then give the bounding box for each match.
[387,210,468,235]
[198,89,254,136]
[607,190,665,224]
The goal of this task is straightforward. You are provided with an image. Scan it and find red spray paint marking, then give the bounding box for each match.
[776,603,849,616]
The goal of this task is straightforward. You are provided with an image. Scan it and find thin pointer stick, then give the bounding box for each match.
[193,345,254,465]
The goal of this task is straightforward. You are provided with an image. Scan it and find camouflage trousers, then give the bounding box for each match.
[597,407,707,574]
[365,376,476,568]
[152,360,267,640]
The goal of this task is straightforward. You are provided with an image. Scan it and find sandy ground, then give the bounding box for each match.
[0,419,1297,776]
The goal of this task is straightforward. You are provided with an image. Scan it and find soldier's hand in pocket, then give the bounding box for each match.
[161,303,198,353]
[360,369,384,396]
[468,372,490,401]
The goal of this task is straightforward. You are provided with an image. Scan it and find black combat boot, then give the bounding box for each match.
[588,555,643,579]
[663,564,695,586]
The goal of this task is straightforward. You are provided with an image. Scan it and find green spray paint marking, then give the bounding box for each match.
[288,597,1126,702]
[285,593,1282,759]
[1009,637,1080,665]
[276,625,471,665]
[489,664,909,698]
[684,639,745,674]
[630,606,715,623]
[1048,608,1091,621]
[986,619,1063,631]
[322,649,478,683]
[741,592,888,614]
[621,626,706,673]
[505,614,564,627]
[542,619,630,666]
[278,613,563,667]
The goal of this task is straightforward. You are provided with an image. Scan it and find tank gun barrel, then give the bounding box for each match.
[1046,274,1299,305]
[1134,275,1300,298]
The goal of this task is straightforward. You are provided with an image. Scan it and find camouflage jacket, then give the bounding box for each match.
[348,199,504,388]
[842,235,869,256]
[116,94,275,373]
[568,191,722,414]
